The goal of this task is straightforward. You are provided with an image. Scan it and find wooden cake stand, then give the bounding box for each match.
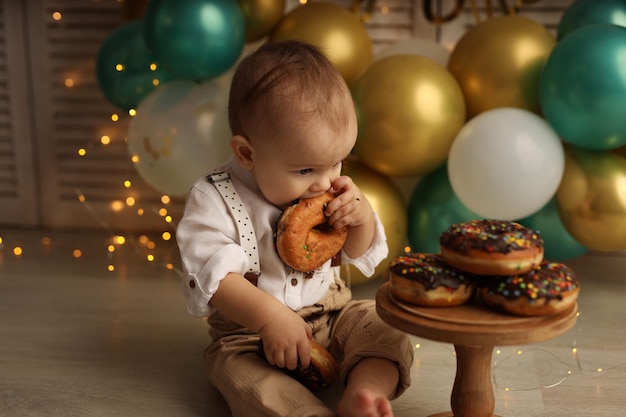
[376,282,578,417]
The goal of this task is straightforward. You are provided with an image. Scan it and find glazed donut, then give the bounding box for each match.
[276,191,347,272]
[258,338,339,391]
[389,253,476,307]
[439,219,544,276]
[478,260,580,317]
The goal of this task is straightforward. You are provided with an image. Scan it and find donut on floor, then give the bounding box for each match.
[258,338,339,391]
[439,219,544,276]
[478,260,580,317]
[389,253,476,307]
[276,191,347,272]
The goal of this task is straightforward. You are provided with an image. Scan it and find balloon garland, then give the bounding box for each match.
[90,0,626,266]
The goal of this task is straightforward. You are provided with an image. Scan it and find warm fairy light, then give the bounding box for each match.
[123,180,131,188]
[125,197,136,206]
[115,63,124,72]
[78,148,87,156]
[381,6,389,14]
[111,113,119,122]
[162,231,172,241]
[572,347,578,354]
[137,208,144,215]
[107,264,115,272]
[73,249,82,258]
[517,350,523,355]
[165,215,173,223]
[78,194,86,203]
[496,349,501,355]
[65,78,74,87]
[41,237,51,245]
[159,208,168,216]
[139,235,149,245]
[146,240,156,250]
[111,200,124,211]
[504,387,511,392]
[107,245,115,253]
[152,79,160,86]
[146,254,155,262]
[52,11,62,20]
[13,246,23,256]
[114,235,126,245]
[403,246,411,253]
[0,236,3,245]
[128,109,136,116]
[161,195,170,204]
[131,154,140,163]
[149,63,157,71]
[414,343,421,349]
[166,263,174,270]
[100,135,111,145]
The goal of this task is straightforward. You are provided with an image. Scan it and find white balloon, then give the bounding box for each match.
[376,37,450,67]
[447,108,564,220]
[127,79,232,197]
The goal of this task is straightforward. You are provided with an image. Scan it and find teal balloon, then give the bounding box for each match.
[96,20,173,111]
[558,0,626,40]
[143,0,245,80]
[540,24,626,150]
[407,164,479,253]
[519,198,587,261]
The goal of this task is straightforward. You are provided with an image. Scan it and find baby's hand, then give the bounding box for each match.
[326,176,374,230]
[258,309,312,370]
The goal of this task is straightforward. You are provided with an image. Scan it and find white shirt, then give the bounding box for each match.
[176,158,389,317]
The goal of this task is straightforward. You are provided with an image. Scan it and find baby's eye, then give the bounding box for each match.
[297,168,313,175]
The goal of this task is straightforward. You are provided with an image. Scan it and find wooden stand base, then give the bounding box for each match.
[376,283,577,417]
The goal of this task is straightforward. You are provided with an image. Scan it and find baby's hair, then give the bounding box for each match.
[228,40,355,141]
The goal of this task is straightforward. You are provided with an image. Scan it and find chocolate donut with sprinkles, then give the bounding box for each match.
[389,253,477,307]
[478,260,580,317]
[439,219,544,276]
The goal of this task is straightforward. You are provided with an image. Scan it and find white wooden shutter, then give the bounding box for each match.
[23,0,184,231]
[0,0,38,227]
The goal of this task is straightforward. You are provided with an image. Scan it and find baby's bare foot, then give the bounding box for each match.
[337,388,393,417]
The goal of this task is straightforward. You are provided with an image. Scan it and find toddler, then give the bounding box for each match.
[176,40,414,417]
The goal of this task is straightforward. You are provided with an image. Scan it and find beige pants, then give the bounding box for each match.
[204,277,414,417]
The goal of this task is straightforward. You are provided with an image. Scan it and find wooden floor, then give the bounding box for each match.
[1,229,625,417]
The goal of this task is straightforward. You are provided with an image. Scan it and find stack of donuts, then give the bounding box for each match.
[389,219,580,317]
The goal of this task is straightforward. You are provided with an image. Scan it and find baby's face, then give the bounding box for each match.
[250,116,357,208]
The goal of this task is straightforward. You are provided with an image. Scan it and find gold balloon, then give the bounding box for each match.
[238,0,285,42]
[352,55,466,177]
[556,147,626,252]
[269,2,372,85]
[340,157,407,286]
[447,15,556,118]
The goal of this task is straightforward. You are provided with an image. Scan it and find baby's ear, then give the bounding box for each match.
[230,135,254,169]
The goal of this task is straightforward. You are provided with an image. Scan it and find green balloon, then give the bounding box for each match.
[407,164,479,253]
[558,0,626,40]
[540,24,626,150]
[519,198,587,261]
[143,0,245,81]
[96,20,173,111]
